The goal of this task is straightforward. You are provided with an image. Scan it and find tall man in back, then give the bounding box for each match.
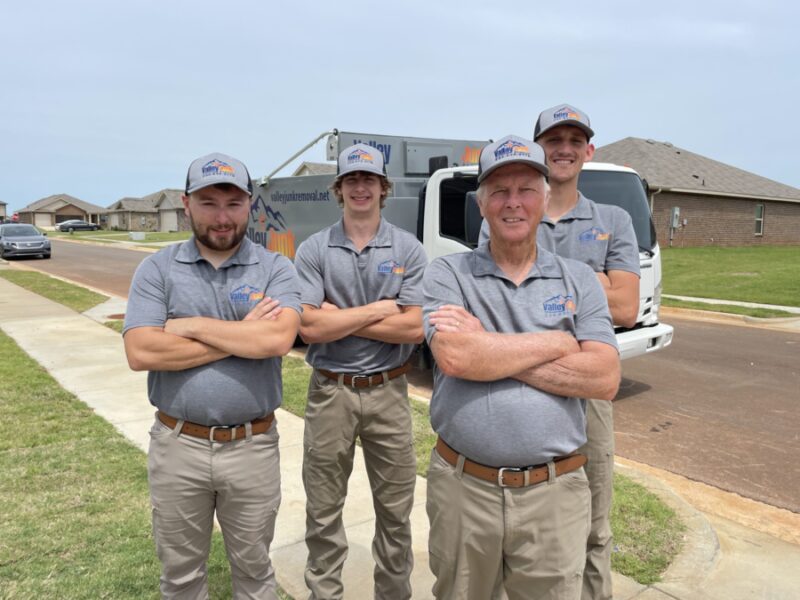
[294,143,426,599]
[123,152,301,599]
[534,105,641,600]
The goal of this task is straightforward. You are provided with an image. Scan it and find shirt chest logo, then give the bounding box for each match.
[543,294,576,316]
[230,284,264,304]
[377,259,404,275]
[578,227,610,242]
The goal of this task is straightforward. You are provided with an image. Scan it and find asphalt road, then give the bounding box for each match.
[13,239,800,512]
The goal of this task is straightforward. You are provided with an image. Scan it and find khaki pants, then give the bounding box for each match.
[148,416,281,600]
[426,448,590,600]
[578,399,615,600]
[302,371,417,600]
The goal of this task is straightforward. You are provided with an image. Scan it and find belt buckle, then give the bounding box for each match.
[209,424,233,442]
[497,466,523,488]
[350,375,370,387]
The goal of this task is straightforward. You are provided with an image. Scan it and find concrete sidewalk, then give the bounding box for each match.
[1,272,799,599]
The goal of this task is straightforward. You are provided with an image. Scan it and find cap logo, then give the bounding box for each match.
[202,159,236,178]
[347,148,375,165]
[494,140,530,160]
[553,108,580,122]
[543,294,576,316]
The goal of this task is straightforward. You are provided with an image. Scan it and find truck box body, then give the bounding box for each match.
[249,130,673,360]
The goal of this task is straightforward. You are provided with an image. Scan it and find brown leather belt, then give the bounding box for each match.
[317,361,412,388]
[435,437,586,488]
[157,411,274,443]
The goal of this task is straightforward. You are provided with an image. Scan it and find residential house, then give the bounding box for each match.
[292,162,336,176]
[153,189,188,232]
[594,138,800,247]
[16,194,106,229]
[0,200,7,220]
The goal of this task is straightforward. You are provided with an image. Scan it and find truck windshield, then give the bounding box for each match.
[577,171,655,252]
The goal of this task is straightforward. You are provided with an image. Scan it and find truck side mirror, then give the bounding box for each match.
[464,191,481,246]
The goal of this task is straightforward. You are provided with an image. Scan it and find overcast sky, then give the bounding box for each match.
[2,0,798,212]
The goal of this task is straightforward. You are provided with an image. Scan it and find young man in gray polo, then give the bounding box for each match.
[424,135,620,599]
[534,104,640,600]
[294,143,426,600]
[123,152,301,599]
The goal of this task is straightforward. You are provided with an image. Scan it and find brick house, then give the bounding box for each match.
[594,138,800,247]
[16,194,106,228]
[0,200,7,220]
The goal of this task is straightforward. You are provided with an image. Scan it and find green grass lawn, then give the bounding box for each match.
[48,230,191,244]
[661,246,800,307]
[0,331,246,599]
[279,356,684,585]
[0,269,107,312]
[662,297,795,318]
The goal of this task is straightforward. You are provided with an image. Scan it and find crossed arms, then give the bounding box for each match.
[299,300,423,345]
[428,305,620,401]
[124,296,300,371]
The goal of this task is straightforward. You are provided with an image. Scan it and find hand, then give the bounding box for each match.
[164,317,195,338]
[372,299,401,317]
[244,297,282,321]
[596,271,612,290]
[429,304,485,333]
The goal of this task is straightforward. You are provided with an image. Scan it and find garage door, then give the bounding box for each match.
[160,210,178,232]
[34,213,51,228]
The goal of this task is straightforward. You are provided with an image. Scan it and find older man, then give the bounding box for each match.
[124,152,301,599]
[423,135,620,599]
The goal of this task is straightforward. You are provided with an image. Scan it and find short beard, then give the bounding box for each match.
[190,216,247,252]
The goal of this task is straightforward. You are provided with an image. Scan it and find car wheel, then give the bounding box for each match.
[42,253,51,259]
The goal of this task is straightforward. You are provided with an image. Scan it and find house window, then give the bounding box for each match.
[754,204,764,236]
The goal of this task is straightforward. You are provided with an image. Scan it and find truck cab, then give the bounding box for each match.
[419,162,673,359]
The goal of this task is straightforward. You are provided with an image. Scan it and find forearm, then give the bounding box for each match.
[354,307,424,344]
[124,328,229,371]
[171,314,299,359]
[598,270,639,328]
[300,302,396,344]
[431,330,579,381]
[513,342,620,400]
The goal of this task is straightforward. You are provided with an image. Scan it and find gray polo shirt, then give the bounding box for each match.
[422,244,617,467]
[124,237,302,426]
[479,192,640,276]
[295,217,427,373]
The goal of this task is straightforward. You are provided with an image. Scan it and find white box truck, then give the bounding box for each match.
[248,130,673,360]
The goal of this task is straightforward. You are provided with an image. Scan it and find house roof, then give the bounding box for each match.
[292,161,337,176]
[152,189,184,210]
[0,200,7,206]
[594,137,800,202]
[18,193,107,213]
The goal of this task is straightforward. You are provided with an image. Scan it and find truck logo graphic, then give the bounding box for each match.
[543,294,576,316]
[461,146,481,164]
[248,194,297,259]
[578,227,610,242]
[494,140,530,160]
[350,139,392,165]
[202,159,235,177]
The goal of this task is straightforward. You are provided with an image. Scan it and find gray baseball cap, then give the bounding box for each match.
[185,152,253,196]
[534,104,594,141]
[336,143,387,179]
[477,135,549,183]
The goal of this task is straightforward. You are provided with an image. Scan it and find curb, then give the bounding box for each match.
[614,459,720,592]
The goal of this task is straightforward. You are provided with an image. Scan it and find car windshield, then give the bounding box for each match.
[1,225,40,236]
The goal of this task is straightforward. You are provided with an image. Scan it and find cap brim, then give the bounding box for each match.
[477,159,549,184]
[336,164,386,179]
[534,121,594,141]
[186,178,252,196]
